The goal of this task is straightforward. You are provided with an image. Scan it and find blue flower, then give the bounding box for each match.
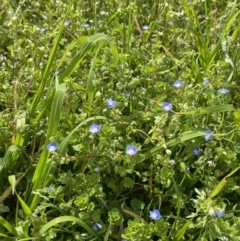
[124,92,131,97]
[169,159,175,165]
[204,130,214,141]
[106,98,117,108]
[149,209,161,220]
[126,145,138,156]
[122,239,127,241]
[47,186,54,192]
[162,102,173,111]
[203,79,209,85]
[55,70,60,75]
[142,25,149,30]
[213,209,225,218]
[192,147,201,156]
[83,23,90,28]
[93,223,102,231]
[173,80,184,88]
[64,20,70,26]
[89,124,101,134]
[219,88,229,94]
[95,167,101,173]
[39,28,45,33]
[46,142,58,152]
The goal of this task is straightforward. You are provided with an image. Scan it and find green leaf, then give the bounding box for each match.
[29,10,70,117]
[180,104,235,115]
[8,175,16,196]
[0,204,9,213]
[0,216,18,237]
[123,177,134,188]
[29,83,67,210]
[135,131,205,165]
[130,199,144,211]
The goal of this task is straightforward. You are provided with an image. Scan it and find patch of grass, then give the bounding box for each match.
[0,0,240,240]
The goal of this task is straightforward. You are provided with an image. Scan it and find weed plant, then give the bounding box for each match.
[0,0,240,240]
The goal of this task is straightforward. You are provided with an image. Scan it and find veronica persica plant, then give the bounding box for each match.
[142,25,149,30]
[204,130,214,141]
[106,98,116,108]
[89,124,101,134]
[203,79,209,85]
[93,223,102,231]
[126,145,138,156]
[162,102,173,111]
[46,142,58,152]
[149,209,161,220]
[219,88,229,94]
[213,209,225,217]
[173,80,184,87]
[192,147,201,156]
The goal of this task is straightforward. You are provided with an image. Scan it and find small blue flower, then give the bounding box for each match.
[192,147,201,156]
[162,102,173,111]
[126,145,138,156]
[204,130,214,141]
[55,70,60,75]
[93,223,102,231]
[95,167,101,173]
[149,209,161,220]
[219,88,229,94]
[64,20,70,26]
[124,92,131,97]
[167,21,173,26]
[106,98,117,108]
[89,124,101,134]
[213,209,225,218]
[122,239,127,241]
[39,28,45,33]
[142,25,149,30]
[169,159,175,165]
[78,80,84,84]
[83,23,90,28]
[203,79,209,85]
[173,80,184,88]
[46,142,58,152]
[47,186,54,192]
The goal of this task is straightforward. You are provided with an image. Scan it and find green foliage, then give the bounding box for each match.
[0,0,240,240]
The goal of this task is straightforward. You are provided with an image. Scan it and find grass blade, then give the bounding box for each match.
[0,216,18,237]
[29,5,71,116]
[39,216,99,239]
[29,83,67,210]
[179,104,235,115]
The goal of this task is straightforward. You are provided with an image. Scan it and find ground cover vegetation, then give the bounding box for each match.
[0,0,240,240]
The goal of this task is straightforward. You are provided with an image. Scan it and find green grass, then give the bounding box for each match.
[0,0,240,240]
